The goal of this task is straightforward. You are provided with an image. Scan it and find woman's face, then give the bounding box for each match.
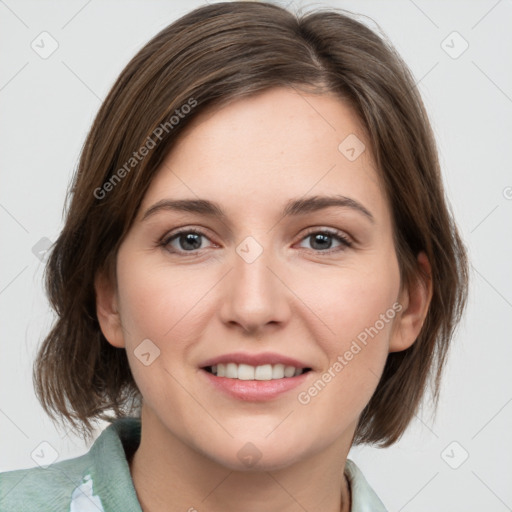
[98,87,420,470]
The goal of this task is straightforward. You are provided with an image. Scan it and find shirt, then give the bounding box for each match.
[0,417,388,512]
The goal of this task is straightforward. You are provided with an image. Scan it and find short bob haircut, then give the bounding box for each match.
[33,1,469,446]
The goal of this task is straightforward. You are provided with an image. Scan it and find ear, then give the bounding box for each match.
[389,251,433,353]
[94,268,125,348]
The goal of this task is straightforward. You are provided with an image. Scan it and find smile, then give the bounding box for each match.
[204,363,311,380]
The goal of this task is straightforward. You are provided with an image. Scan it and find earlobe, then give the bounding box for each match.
[94,270,125,348]
[389,251,433,353]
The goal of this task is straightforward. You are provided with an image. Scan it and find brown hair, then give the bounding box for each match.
[33,1,469,446]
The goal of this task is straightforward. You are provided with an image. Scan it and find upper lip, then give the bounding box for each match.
[200,352,312,369]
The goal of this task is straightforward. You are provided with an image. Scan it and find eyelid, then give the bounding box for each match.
[160,227,217,247]
[299,226,353,245]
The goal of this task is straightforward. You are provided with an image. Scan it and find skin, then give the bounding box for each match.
[95,86,432,512]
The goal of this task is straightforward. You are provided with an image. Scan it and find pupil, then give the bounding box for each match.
[180,233,201,250]
[311,233,331,250]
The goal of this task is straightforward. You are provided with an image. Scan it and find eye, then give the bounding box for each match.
[159,227,352,256]
[297,229,352,254]
[161,229,214,254]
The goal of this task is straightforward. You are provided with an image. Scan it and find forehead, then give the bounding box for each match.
[141,87,387,223]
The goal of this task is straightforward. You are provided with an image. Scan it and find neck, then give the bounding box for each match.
[130,405,352,512]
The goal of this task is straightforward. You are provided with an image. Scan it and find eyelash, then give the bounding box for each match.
[158,227,353,256]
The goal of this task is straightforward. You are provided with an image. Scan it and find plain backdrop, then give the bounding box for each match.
[1,1,511,510]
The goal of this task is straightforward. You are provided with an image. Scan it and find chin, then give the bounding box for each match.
[201,437,312,473]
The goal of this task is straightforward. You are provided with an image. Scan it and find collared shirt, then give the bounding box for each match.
[0,417,388,511]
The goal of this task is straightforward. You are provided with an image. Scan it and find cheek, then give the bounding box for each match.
[298,254,400,350]
[116,253,211,342]
[332,276,399,352]
[294,291,398,425]
[114,255,207,408]
[114,254,219,405]
[293,254,400,406]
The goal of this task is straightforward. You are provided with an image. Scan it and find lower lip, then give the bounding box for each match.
[200,368,311,401]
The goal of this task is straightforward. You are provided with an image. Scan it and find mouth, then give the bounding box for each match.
[198,352,314,400]
[199,360,313,401]
[202,363,312,380]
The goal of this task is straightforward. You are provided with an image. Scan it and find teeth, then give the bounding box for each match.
[237,364,254,380]
[209,363,305,380]
[255,364,273,380]
[272,364,285,379]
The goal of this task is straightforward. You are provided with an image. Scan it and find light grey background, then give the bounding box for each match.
[1,0,511,510]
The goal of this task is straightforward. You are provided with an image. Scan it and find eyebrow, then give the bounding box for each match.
[141,194,375,224]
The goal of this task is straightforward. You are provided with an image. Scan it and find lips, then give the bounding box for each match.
[200,366,311,401]
[198,351,313,401]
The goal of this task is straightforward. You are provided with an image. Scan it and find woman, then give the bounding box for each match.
[0,2,468,511]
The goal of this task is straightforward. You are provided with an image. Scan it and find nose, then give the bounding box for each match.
[219,239,290,336]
